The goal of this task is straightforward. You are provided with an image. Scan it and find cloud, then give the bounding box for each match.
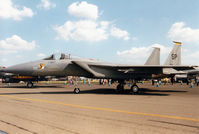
[182,50,199,65]
[54,1,131,42]
[68,1,98,20]
[54,20,109,42]
[110,26,130,40]
[0,50,17,54]
[0,35,36,53]
[37,0,56,10]
[1,58,7,62]
[0,0,34,21]
[16,55,22,58]
[37,53,46,58]
[117,44,171,64]
[168,22,199,44]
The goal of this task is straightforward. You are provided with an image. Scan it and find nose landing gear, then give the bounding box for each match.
[74,88,80,94]
[130,84,139,94]
[27,81,34,88]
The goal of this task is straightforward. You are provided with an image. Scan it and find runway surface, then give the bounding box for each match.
[0,83,198,134]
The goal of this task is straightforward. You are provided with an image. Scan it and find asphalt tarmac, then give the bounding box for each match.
[0,82,198,134]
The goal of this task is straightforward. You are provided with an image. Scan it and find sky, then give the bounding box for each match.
[0,0,199,66]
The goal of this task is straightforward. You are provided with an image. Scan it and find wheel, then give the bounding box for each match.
[27,82,34,88]
[131,85,139,94]
[74,88,80,94]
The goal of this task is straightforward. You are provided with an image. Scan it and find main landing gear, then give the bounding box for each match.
[116,81,140,94]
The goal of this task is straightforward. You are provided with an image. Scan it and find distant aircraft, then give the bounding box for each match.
[0,67,6,78]
[175,67,199,83]
[0,45,196,94]
[187,69,199,81]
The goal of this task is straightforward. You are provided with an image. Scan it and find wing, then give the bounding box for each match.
[72,60,197,79]
[90,64,196,72]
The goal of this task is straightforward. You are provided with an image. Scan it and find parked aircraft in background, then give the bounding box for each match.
[0,67,6,78]
[175,68,199,83]
[0,42,196,94]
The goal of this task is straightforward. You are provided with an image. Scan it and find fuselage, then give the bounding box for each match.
[2,56,194,81]
[2,58,154,80]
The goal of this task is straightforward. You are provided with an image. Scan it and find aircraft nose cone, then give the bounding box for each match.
[3,63,34,75]
[3,66,18,72]
[3,65,22,73]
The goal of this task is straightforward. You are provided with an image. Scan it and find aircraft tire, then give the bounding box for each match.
[74,88,80,94]
[27,82,34,88]
[131,85,139,94]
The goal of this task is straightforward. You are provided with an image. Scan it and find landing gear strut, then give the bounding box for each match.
[27,81,34,88]
[73,77,80,94]
[116,81,125,93]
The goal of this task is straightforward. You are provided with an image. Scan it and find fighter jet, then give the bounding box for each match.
[0,45,195,94]
[0,67,6,78]
[175,67,199,83]
[0,47,160,85]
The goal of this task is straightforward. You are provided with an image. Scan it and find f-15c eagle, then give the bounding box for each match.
[0,42,196,94]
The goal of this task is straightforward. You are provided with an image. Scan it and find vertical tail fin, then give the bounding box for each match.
[145,47,160,65]
[164,41,181,65]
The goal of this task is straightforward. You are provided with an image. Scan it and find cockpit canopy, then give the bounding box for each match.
[43,53,71,60]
